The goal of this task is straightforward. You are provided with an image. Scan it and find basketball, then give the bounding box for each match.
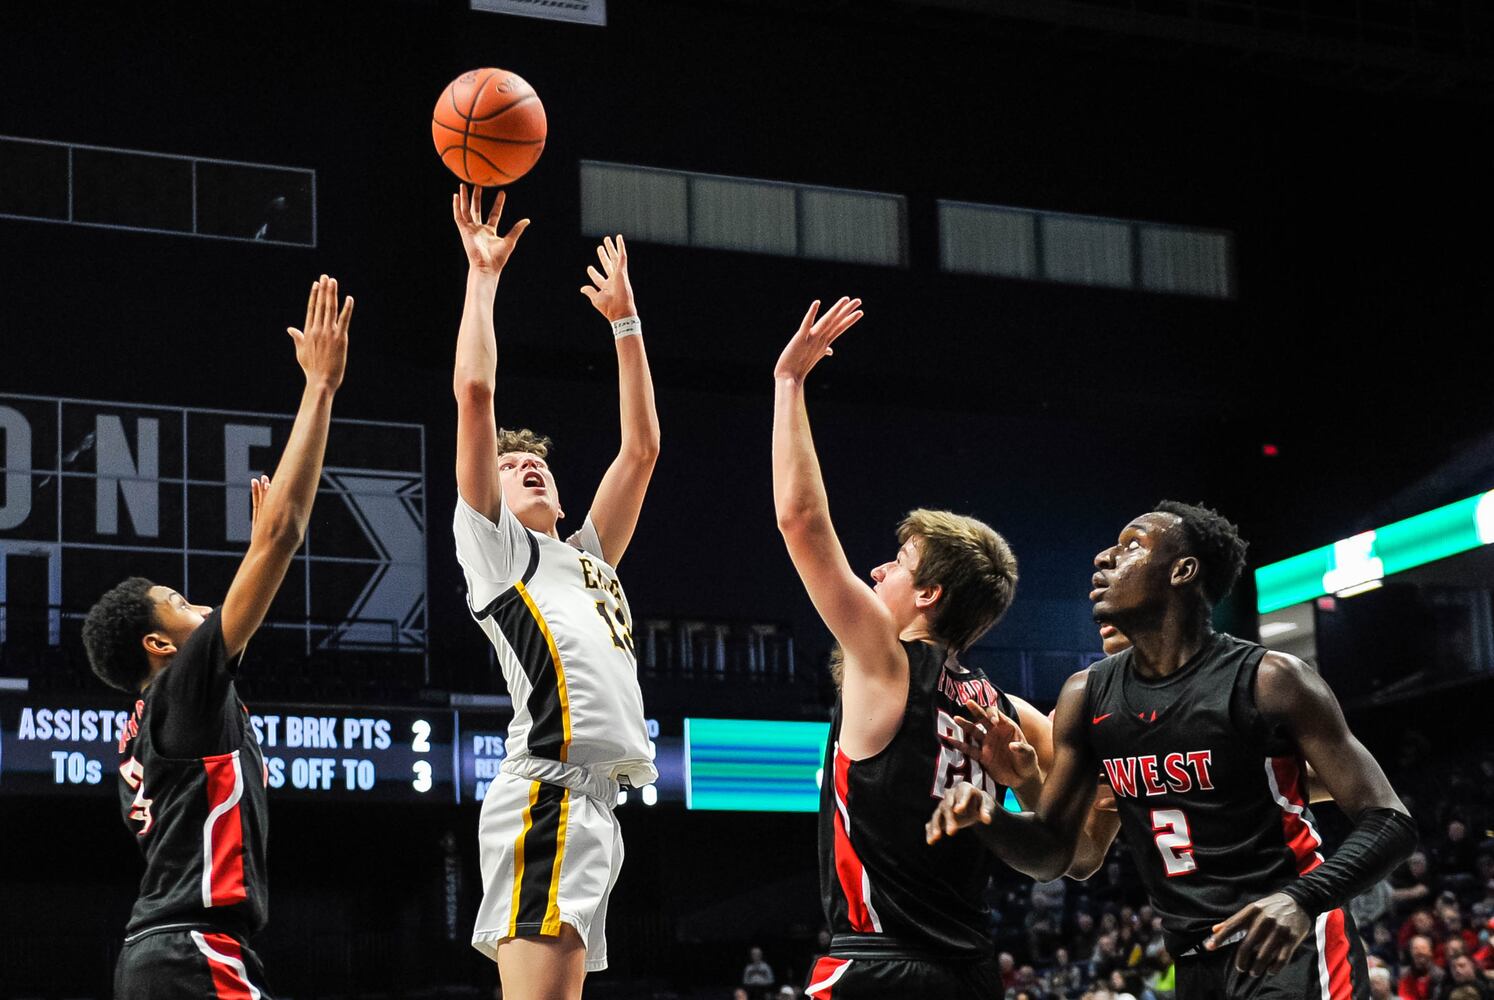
[431,67,547,186]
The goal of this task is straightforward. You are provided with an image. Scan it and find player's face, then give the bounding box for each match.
[146,586,212,654]
[869,537,926,626]
[497,451,563,532]
[1090,512,1183,627]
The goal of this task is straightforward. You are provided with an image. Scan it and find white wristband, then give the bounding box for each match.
[611,316,641,340]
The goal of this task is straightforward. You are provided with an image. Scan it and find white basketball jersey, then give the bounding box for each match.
[454,497,657,787]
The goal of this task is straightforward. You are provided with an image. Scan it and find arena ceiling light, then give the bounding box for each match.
[1255,489,1494,613]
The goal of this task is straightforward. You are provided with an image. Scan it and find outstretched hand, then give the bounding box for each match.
[925,781,995,844]
[580,234,637,322]
[452,184,530,277]
[772,297,863,382]
[942,699,1041,791]
[249,475,271,529]
[287,275,352,391]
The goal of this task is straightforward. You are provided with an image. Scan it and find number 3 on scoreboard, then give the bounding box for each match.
[1150,808,1198,877]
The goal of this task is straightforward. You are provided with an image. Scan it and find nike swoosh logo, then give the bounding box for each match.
[1092,713,1112,724]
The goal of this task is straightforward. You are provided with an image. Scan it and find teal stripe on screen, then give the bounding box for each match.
[684,718,830,812]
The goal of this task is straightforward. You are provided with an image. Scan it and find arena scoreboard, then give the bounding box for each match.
[0,699,461,802]
[0,697,686,806]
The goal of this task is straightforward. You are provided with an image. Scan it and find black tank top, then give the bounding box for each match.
[1084,632,1325,953]
[115,612,269,937]
[818,639,1015,957]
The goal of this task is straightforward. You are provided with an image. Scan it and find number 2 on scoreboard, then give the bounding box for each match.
[1151,808,1198,877]
[411,719,432,753]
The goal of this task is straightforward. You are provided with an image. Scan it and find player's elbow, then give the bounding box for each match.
[255,506,307,553]
[453,373,495,405]
[623,433,660,466]
[775,505,823,539]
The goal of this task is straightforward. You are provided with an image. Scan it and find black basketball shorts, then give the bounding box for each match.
[115,925,273,1000]
[805,951,1003,998]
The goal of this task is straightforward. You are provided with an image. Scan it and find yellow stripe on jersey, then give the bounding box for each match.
[540,787,571,936]
[509,780,541,936]
[514,580,572,763]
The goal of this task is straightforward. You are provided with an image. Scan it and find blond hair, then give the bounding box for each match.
[494,427,552,459]
[898,509,1018,652]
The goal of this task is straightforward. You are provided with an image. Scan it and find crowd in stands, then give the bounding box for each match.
[729,735,1494,1000]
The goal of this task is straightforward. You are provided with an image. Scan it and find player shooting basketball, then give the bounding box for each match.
[447,185,659,1000]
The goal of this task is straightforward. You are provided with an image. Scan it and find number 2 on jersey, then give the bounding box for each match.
[1150,808,1198,877]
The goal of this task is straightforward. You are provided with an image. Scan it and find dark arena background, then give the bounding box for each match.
[3,2,1494,998]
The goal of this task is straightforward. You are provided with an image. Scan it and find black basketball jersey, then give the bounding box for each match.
[818,639,1015,957]
[115,611,269,937]
[1083,632,1325,953]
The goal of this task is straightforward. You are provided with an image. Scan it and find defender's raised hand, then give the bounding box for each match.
[452,184,531,277]
[286,275,352,392]
[773,296,863,382]
[249,475,271,529]
[943,699,1042,792]
[580,234,637,322]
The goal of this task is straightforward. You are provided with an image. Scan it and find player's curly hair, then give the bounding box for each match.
[81,577,159,692]
[1155,500,1249,606]
[898,509,1019,653]
[494,427,552,458]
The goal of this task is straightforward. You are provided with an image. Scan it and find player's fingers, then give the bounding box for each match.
[452,190,464,226]
[286,327,303,348]
[799,300,821,333]
[338,295,355,333]
[597,240,614,274]
[603,235,618,265]
[580,285,598,301]
[323,277,338,330]
[1249,925,1287,977]
[616,233,627,264]
[486,189,506,228]
[507,218,531,244]
[587,265,606,287]
[963,700,998,729]
[1233,913,1272,974]
[1207,905,1255,950]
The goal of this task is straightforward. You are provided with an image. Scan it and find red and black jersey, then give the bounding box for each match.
[818,640,1015,958]
[1084,632,1328,954]
[116,611,269,938]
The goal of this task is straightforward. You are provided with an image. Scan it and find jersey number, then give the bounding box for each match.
[120,756,155,835]
[593,600,635,654]
[1151,808,1198,877]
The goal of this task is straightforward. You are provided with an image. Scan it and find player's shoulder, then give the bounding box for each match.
[1251,647,1321,707]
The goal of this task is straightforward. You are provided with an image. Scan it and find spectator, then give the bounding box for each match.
[734,990,749,1000]
[1396,853,1440,916]
[1046,946,1085,997]
[742,947,774,996]
[1070,911,1099,965]
[1404,909,1444,953]
[1369,965,1394,1000]
[1107,968,1140,1000]
[1435,955,1490,1000]
[998,951,1017,991]
[1441,820,1478,881]
[1144,947,1176,1000]
[1400,934,1440,1000]
[774,987,799,1000]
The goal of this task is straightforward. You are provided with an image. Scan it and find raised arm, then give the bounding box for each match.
[772,298,907,758]
[451,184,530,520]
[925,669,1101,881]
[219,276,351,657]
[579,234,659,565]
[1203,652,1414,976]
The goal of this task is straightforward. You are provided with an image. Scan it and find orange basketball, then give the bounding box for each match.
[432,68,547,186]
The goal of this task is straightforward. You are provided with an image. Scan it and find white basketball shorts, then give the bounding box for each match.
[470,764,624,972]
